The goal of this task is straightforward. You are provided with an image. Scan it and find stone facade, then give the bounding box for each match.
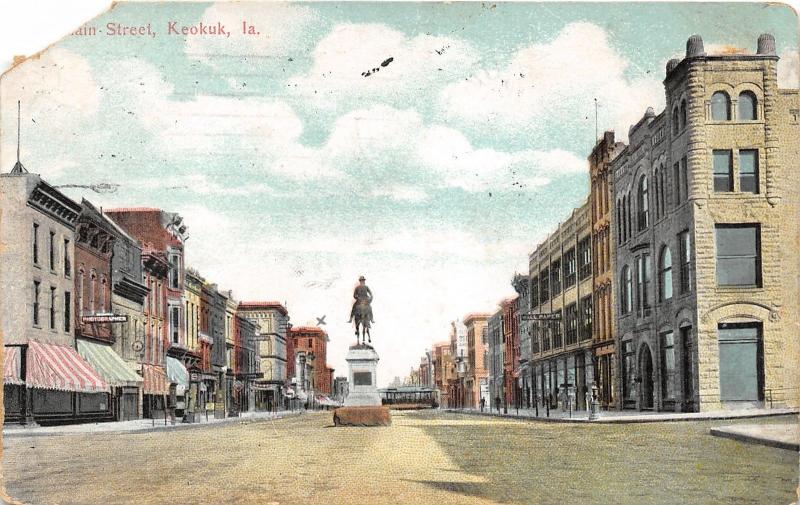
[611,34,799,412]
[529,200,595,411]
[237,301,289,411]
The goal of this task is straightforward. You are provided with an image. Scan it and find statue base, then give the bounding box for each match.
[343,344,382,407]
[333,406,391,427]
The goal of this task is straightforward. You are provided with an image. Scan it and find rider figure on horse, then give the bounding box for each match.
[348,276,374,324]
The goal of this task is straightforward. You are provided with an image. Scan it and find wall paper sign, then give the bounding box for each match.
[1,2,799,504]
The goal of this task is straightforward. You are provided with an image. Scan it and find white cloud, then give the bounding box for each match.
[185,2,319,71]
[438,22,664,141]
[286,23,477,109]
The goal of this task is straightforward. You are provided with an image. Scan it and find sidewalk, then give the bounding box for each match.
[2,409,308,438]
[444,406,799,424]
[710,423,799,451]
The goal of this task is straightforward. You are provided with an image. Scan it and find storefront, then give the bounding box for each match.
[3,341,110,424]
[141,364,169,420]
[76,339,143,421]
[166,357,189,419]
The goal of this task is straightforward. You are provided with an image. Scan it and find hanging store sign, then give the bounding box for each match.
[520,313,562,321]
[82,314,128,323]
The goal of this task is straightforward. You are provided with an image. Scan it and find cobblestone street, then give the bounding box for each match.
[3,411,797,505]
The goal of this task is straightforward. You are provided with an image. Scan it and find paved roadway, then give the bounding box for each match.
[3,411,797,504]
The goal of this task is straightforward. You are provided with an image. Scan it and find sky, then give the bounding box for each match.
[1,2,798,386]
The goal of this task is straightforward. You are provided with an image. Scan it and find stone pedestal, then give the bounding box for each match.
[344,345,382,407]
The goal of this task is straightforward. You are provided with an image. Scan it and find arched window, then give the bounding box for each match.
[653,170,660,219]
[672,108,679,134]
[637,176,649,231]
[78,268,85,316]
[738,91,757,120]
[100,277,108,312]
[710,91,731,121]
[621,266,632,314]
[626,194,632,240]
[659,246,673,301]
[617,201,622,244]
[660,168,667,212]
[680,100,688,128]
[89,271,97,314]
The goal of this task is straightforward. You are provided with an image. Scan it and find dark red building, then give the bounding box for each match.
[287,326,333,396]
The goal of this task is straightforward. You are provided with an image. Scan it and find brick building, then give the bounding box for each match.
[611,34,799,412]
[287,326,333,396]
[589,132,625,409]
[464,313,490,408]
[432,341,452,406]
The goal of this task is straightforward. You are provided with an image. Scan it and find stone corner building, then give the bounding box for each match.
[611,34,799,412]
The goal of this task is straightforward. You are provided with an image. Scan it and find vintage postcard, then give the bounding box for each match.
[0,1,798,504]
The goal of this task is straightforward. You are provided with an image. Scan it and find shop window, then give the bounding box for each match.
[715,224,761,287]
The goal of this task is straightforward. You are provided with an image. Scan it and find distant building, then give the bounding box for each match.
[333,376,349,403]
[237,301,289,411]
[464,313,490,408]
[288,326,333,397]
[486,309,504,410]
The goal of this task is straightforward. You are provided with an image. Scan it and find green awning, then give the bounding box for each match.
[76,339,142,387]
[166,357,189,388]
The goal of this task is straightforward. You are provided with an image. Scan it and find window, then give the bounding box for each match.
[565,303,578,345]
[541,323,550,352]
[64,239,71,277]
[659,246,673,302]
[539,267,549,302]
[171,306,180,344]
[551,259,562,296]
[711,91,731,121]
[564,248,576,287]
[49,287,56,329]
[738,91,757,121]
[679,231,692,294]
[637,175,649,231]
[580,295,592,340]
[620,265,632,314]
[89,272,97,314]
[622,341,636,403]
[530,276,539,308]
[32,223,39,265]
[673,162,682,206]
[33,281,41,326]
[552,310,563,348]
[680,100,688,128]
[100,278,108,312]
[636,253,651,313]
[713,150,733,192]
[661,331,675,400]
[64,291,71,333]
[672,108,679,134]
[717,323,763,401]
[653,170,660,220]
[169,253,180,290]
[680,156,688,203]
[49,231,56,270]
[531,325,540,354]
[715,224,761,287]
[308,338,313,348]
[616,202,622,244]
[739,150,759,194]
[578,237,591,280]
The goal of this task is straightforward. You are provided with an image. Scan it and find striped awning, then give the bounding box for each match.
[165,357,189,388]
[3,346,24,385]
[27,341,108,393]
[76,339,142,387]
[141,364,169,396]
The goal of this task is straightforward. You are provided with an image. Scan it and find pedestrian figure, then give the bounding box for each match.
[494,395,501,413]
[480,397,485,412]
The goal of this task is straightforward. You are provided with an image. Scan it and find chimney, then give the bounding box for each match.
[686,34,705,58]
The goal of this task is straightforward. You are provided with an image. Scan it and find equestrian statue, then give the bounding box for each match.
[347,275,374,346]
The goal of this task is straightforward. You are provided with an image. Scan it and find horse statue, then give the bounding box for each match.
[348,276,374,346]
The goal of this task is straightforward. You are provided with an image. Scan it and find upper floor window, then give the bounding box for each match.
[711,91,731,121]
[659,246,673,301]
[578,237,591,280]
[672,108,680,134]
[539,267,550,302]
[738,91,757,121]
[637,175,649,231]
[680,100,688,128]
[32,223,40,265]
[678,230,692,294]
[49,231,56,271]
[530,276,539,308]
[169,253,181,290]
[551,258,562,295]
[715,224,761,287]
[33,281,41,326]
[713,150,733,192]
[620,265,632,315]
[63,239,71,278]
[564,248,576,288]
[636,253,652,314]
[739,150,759,194]
[170,305,180,344]
[580,295,592,340]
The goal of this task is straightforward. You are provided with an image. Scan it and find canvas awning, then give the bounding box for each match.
[26,341,108,393]
[165,357,189,388]
[76,339,142,387]
[141,364,169,396]
[3,346,24,385]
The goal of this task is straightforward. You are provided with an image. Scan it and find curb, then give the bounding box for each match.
[709,428,800,452]
[443,408,799,424]
[2,411,306,438]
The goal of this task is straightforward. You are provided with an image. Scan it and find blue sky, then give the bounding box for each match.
[2,2,798,384]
